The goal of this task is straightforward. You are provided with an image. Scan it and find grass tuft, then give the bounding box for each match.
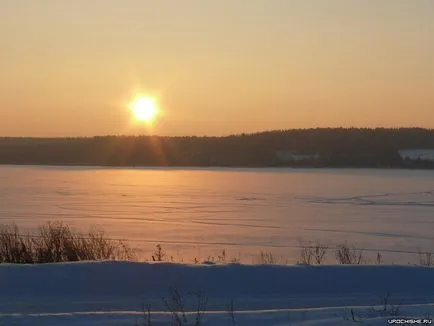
[0,221,135,263]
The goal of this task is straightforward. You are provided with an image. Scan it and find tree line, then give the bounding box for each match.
[0,128,433,168]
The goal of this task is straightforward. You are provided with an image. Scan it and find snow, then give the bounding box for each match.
[1,261,434,325]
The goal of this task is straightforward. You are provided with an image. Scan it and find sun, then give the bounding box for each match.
[130,96,158,122]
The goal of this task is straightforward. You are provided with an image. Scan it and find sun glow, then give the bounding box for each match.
[130,96,159,122]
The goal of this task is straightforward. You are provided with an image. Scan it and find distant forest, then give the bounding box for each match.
[1,128,434,168]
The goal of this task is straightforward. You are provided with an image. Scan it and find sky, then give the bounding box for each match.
[1,0,433,137]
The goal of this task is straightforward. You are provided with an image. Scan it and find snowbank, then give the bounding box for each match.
[1,262,434,325]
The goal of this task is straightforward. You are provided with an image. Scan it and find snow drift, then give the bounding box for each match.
[1,262,434,325]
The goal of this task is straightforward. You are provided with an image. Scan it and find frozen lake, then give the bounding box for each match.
[1,165,433,263]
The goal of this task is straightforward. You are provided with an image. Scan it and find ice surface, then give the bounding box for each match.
[1,166,433,263]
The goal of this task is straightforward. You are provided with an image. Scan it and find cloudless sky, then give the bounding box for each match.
[1,0,433,136]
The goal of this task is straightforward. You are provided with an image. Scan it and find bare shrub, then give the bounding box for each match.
[342,308,361,322]
[80,228,135,261]
[418,252,433,267]
[163,287,208,326]
[198,250,240,265]
[152,244,166,262]
[0,224,34,263]
[335,242,366,265]
[370,292,401,317]
[134,303,153,326]
[298,241,328,265]
[33,221,80,263]
[375,251,384,265]
[142,304,153,326]
[226,299,237,326]
[217,250,227,263]
[256,251,281,264]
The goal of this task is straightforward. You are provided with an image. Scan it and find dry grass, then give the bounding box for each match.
[0,221,135,264]
[1,224,430,267]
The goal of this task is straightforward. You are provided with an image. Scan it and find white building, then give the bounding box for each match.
[276,150,320,163]
[398,149,434,162]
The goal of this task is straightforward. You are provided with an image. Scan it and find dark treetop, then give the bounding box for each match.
[1,128,434,168]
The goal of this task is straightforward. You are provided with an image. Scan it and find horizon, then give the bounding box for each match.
[1,126,434,139]
[2,1,434,137]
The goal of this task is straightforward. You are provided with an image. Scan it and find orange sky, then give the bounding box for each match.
[1,1,433,137]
